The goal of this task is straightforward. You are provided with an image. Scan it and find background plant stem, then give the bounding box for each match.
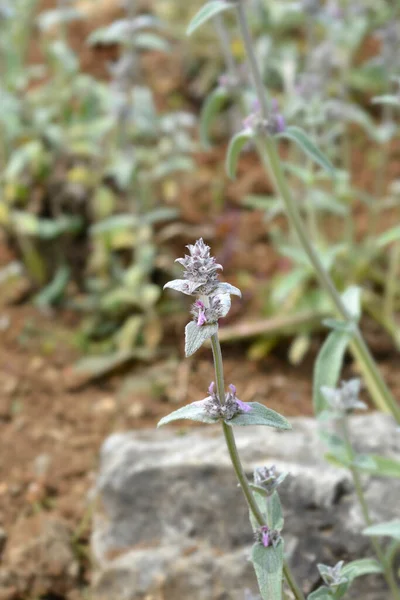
[210,334,306,600]
[340,417,400,599]
[234,1,400,423]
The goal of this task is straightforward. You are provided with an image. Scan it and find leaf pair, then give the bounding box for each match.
[157,400,291,430]
[226,126,335,180]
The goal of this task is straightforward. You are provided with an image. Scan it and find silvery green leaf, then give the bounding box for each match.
[372,94,400,108]
[187,1,234,36]
[309,189,348,216]
[157,400,218,427]
[218,293,231,317]
[163,279,199,295]
[200,87,230,147]
[325,99,376,138]
[90,214,137,235]
[185,321,218,357]
[251,541,284,600]
[363,520,400,541]
[226,403,291,430]
[216,282,242,297]
[307,586,333,599]
[319,431,351,468]
[341,286,362,321]
[353,454,377,471]
[130,15,163,31]
[313,330,352,416]
[249,489,267,531]
[341,558,382,581]
[322,319,356,333]
[37,8,83,31]
[374,122,397,144]
[376,225,400,248]
[356,454,400,478]
[226,129,254,179]
[324,453,351,469]
[134,32,170,52]
[271,268,308,305]
[282,162,313,185]
[277,126,335,178]
[266,491,284,531]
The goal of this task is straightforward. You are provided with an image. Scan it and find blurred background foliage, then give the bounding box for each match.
[0,0,400,371]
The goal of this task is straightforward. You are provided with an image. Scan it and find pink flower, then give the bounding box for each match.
[261,526,270,547]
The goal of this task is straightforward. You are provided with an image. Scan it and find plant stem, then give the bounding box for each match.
[234,1,400,423]
[384,241,400,323]
[210,334,306,600]
[340,417,400,599]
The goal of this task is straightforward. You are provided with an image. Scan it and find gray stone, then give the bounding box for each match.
[91,413,400,599]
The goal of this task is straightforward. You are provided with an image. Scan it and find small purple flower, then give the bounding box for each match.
[274,113,286,134]
[261,526,270,547]
[195,300,207,327]
[255,526,281,548]
[202,382,251,420]
[227,383,251,414]
[236,398,252,413]
[242,98,285,136]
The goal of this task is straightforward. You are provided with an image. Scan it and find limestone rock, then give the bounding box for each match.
[92,414,400,599]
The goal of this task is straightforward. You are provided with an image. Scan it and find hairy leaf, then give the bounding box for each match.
[157,400,218,427]
[342,558,383,581]
[200,87,230,147]
[226,129,254,179]
[185,321,218,356]
[277,126,335,178]
[307,587,333,599]
[187,1,233,36]
[251,541,284,600]
[226,402,291,429]
[313,330,352,416]
[356,454,400,478]
[363,520,400,541]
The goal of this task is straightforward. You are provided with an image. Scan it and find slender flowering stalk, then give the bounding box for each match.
[161,239,305,600]
[211,333,306,600]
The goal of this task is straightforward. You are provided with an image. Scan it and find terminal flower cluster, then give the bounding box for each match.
[164,238,241,327]
[253,465,287,496]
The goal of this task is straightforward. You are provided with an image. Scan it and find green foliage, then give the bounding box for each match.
[313,330,352,416]
[226,129,254,179]
[363,520,400,541]
[200,86,230,147]
[187,1,234,36]
[0,0,195,358]
[277,126,335,179]
[185,321,219,356]
[157,401,219,427]
[251,541,284,600]
[227,402,291,429]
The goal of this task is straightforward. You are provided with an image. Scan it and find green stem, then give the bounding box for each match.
[234,2,400,423]
[340,418,400,599]
[210,334,306,600]
[384,242,400,323]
